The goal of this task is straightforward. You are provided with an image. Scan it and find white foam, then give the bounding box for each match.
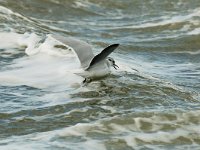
[0,54,82,89]
[0,5,13,15]
[0,32,23,49]
[0,32,84,89]
[1,109,200,149]
[73,0,90,8]
[188,28,200,35]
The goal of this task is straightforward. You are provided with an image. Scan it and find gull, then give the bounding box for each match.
[51,34,119,83]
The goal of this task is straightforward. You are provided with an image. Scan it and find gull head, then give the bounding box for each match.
[107,57,119,70]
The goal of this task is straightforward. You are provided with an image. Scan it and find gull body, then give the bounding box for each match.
[51,35,119,82]
[78,59,111,80]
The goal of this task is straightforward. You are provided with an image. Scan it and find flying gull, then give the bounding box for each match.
[51,34,119,83]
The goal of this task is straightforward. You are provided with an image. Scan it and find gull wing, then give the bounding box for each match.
[51,34,94,69]
[86,44,119,70]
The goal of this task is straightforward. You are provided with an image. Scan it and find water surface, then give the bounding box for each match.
[0,0,200,149]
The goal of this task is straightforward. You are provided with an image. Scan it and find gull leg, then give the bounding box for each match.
[82,78,91,84]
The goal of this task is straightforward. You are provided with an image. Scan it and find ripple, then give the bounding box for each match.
[0,0,200,149]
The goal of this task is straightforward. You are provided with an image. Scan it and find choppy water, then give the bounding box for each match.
[0,0,200,149]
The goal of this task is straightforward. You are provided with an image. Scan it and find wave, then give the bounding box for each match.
[1,109,200,149]
[0,5,70,34]
[0,32,83,89]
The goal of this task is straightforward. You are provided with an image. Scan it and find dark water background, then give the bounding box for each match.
[0,0,200,149]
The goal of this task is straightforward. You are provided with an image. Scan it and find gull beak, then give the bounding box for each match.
[113,63,119,70]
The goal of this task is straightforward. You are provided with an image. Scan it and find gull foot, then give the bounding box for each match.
[82,78,92,85]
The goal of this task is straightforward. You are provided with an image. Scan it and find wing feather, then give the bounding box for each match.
[51,34,94,69]
[86,44,119,70]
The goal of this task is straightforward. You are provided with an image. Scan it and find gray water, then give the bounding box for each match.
[0,0,200,149]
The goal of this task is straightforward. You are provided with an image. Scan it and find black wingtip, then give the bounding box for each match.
[106,43,120,51]
[86,43,120,70]
[111,44,120,47]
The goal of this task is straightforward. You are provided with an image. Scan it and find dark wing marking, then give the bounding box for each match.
[86,44,119,70]
[51,34,94,69]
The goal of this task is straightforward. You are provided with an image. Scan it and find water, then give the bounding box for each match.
[0,0,200,149]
